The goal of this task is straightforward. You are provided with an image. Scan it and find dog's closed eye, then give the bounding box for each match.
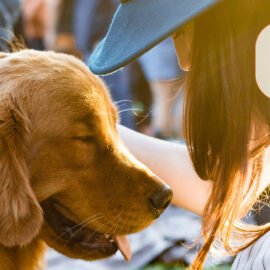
[73,136,95,144]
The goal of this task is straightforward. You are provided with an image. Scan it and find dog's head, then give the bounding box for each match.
[0,50,172,261]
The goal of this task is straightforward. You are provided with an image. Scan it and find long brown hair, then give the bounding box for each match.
[183,0,270,268]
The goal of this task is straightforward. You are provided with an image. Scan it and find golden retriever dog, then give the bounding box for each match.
[0,50,172,270]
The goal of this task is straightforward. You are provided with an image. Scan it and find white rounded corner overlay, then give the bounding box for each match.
[256,25,270,98]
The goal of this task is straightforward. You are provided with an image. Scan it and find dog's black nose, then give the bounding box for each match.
[149,186,173,211]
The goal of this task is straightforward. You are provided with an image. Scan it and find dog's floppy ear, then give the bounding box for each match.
[0,95,43,247]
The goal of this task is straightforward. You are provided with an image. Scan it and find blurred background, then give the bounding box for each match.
[1,0,269,269]
[14,0,186,141]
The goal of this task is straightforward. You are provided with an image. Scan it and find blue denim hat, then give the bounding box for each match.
[88,0,221,75]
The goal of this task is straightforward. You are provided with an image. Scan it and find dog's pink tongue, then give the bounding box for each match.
[114,235,132,262]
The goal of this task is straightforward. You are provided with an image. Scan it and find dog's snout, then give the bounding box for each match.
[149,186,173,211]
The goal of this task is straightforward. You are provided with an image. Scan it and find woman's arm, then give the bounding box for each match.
[118,125,212,216]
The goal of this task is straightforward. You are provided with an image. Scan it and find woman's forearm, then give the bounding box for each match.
[118,125,212,216]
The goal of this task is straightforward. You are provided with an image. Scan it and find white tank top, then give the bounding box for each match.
[231,230,270,269]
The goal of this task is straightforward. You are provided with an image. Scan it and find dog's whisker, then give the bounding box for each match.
[117,108,142,114]
[66,208,128,244]
[65,210,127,243]
[103,219,122,238]
[136,112,151,125]
[111,209,127,237]
[86,209,126,240]
[65,215,104,240]
[102,209,126,237]
[66,215,105,242]
[114,99,133,105]
[95,108,142,117]
[112,217,124,238]
[85,222,108,241]
[50,216,103,245]
[132,87,184,126]
[49,214,103,245]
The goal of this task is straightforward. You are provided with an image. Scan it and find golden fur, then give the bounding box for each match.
[0,50,169,270]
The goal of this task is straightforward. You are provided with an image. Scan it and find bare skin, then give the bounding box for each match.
[172,21,194,71]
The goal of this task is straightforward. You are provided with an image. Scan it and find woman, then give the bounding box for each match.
[89,0,270,269]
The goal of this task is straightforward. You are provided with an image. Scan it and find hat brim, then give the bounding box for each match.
[88,0,221,75]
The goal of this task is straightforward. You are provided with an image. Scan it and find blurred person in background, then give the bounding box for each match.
[138,38,185,139]
[21,0,81,56]
[0,0,20,51]
[47,0,81,57]
[22,0,46,50]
